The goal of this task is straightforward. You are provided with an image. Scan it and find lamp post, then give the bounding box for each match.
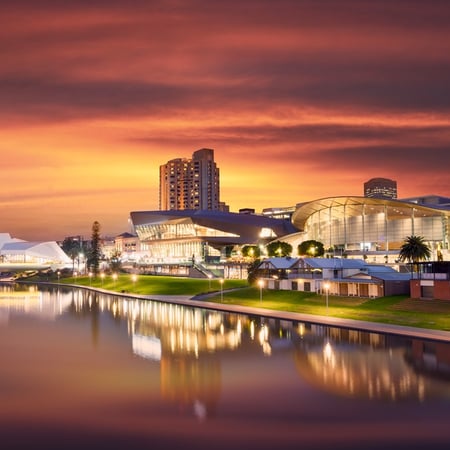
[100,272,105,287]
[207,273,212,291]
[112,273,118,288]
[78,252,84,275]
[88,271,93,286]
[132,274,137,291]
[324,281,330,312]
[258,279,264,302]
[219,278,224,302]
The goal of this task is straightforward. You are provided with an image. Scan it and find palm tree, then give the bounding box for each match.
[398,235,431,264]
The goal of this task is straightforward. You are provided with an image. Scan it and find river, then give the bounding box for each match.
[1,284,450,449]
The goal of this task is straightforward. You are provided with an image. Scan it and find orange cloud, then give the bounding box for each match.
[1,0,449,240]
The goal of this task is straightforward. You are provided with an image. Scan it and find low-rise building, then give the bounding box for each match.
[410,261,450,300]
[254,257,411,298]
[114,232,141,261]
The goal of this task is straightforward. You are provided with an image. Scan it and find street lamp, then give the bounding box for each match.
[219,278,224,302]
[258,279,264,302]
[88,271,93,286]
[131,274,137,291]
[112,273,118,288]
[100,272,105,287]
[324,281,330,312]
[207,273,212,291]
[78,252,84,275]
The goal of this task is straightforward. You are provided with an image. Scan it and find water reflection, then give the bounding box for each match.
[2,284,450,412]
[293,323,450,401]
[0,284,72,320]
[0,287,450,448]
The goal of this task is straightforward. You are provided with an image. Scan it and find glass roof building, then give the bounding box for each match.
[290,196,450,262]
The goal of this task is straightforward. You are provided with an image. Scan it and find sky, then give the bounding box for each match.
[1,0,450,242]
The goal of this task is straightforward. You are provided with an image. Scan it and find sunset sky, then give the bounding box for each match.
[2,0,449,241]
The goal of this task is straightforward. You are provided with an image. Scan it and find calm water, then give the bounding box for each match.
[1,284,450,450]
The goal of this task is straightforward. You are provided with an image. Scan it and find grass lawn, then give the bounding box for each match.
[57,273,247,296]
[212,287,450,332]
[34,273,450,332]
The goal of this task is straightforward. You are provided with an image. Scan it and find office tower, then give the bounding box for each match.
[159,148,220,211]
[364,177,397,199]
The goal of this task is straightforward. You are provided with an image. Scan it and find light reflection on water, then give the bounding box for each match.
[1,284,450,450]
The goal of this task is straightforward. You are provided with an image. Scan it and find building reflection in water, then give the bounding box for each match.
[0,284,72,320]
[293,323,450,402]
[3,284,450,415]
[62,288,450,408]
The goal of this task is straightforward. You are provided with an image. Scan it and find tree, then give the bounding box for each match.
[61,236,86,274]
[247,258,262,285]
[298,240,325,257]
[398,235,431,264]
[266,241,292,257]
[241,245,261,259]
[109,249,122,273]
[89,221,101,275]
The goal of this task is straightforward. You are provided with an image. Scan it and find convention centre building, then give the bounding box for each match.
[288,195,450,263]
[129,195,450,268]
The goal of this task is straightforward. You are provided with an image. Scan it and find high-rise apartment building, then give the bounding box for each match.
[159,148,220,211]
[364,177,397,199]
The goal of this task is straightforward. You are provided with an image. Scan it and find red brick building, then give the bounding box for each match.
[410,262,450,300]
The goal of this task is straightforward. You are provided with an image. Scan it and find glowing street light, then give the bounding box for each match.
[258,279,264,302]
[207,273,212,291]
[112,273,118,288]
[219,278,224,302]
[88,271,93,286]
[100,272,105,287]
[323,281,331,312]
[131,274,137,291]
[77,252,84,275]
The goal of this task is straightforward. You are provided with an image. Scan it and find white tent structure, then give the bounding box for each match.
[0,233,71,270]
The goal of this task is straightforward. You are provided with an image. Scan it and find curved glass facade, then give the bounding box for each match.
[292,197,449,260]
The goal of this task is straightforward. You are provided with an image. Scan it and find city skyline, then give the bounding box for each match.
[2,0,449,241]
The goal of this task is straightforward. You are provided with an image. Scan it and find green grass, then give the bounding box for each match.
[30,273,450,332]
[207,287,450,332]
[57,273,247,296]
